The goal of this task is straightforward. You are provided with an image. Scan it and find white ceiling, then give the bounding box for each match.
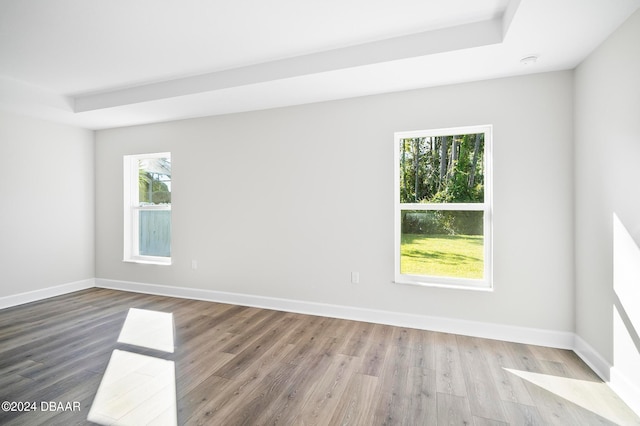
[0,0,638,129]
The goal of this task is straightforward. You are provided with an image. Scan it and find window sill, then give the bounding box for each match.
[393,279,493,292]
[123,258,172,266]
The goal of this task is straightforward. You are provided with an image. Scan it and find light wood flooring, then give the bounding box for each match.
[0,288,638,425]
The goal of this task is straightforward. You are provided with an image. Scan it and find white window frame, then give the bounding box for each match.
[123,152,172,265]
[394,125,492,290]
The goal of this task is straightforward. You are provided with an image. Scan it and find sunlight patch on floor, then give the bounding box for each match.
[87,350,177,426]
[117,308,174,353]
[504,368,638,425]
[89,308,177,425]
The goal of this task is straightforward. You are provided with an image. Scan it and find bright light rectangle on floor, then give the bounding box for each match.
[504,368,638,425]
[117,308,174,353]
[87,350,177,426]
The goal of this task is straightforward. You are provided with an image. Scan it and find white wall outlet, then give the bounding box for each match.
[351,272,359,284]
[191,260,198,270]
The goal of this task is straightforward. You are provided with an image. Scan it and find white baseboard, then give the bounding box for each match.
[573,334,640,416]
[0,278,95,310]
[95,278,575,349]
[573,334,612,381]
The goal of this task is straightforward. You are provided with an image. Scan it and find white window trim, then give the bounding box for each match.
[123,152,172,266]
[394,125,492,290]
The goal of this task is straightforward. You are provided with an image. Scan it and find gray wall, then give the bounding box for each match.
[575,9,640,389]
[96,71,575,333]
[0,110,95,297]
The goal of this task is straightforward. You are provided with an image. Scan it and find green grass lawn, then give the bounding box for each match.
[401,234,484,279]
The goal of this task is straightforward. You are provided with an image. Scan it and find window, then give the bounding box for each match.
[124,152,172,265]
[394,125,492,289]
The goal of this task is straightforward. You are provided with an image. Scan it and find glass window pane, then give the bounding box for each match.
[139,158,171,205]
[139,210,171,257]
[398,134,484,203]
[400,210,483,279]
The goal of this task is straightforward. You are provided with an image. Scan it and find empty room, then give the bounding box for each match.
[1,0,639,424]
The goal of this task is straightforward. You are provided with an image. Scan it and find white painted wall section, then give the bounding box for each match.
[96,71,574,334]
[574,9,640,414]
[0,111,95,298]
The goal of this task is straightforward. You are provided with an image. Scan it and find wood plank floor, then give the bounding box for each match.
[0,288,638,425]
